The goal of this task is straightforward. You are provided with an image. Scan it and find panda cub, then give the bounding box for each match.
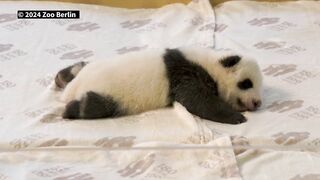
[55,47,262,124]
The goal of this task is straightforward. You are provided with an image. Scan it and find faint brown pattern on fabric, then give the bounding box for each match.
[290,174,320,180]
[282,70,317,85]
[263,64,297,77]
[276,45,306,55]
[9,133,47,149]
[0,14,16,23]
[60,50,93,60]
[2,20,34,31]
[272,132,310,145]
[25,107,52,118]
[116,45,148,55]
[253,39,305,56]
[54,173,94,180]
[36,76,53,87]
[0,80,16,90]
[289,106,320,120]
[0,49,27,62]
[136,22,167,33]
[267,100,304,113]
[214,23,227,32]
[32,166,71,177]
[181,134,202,144]
[198,23,215,31]
[216,48,232,51]
[254,41,285,50]
[248,17,280,26]
[94,136,136,148]
[0,173,8,180]
[198,151,226,169]
[51,19,77,26]
[67,22,100,32]
[145,163,177,179]
[118,153,155,178]
[267,21,297,31]
[199,149,240,178]
[0,44,13,52]
[231,136,250,155]
[190,16,204,26]
[37,138,68,147]
[220,164,241,179]
[40,113,61,123]
[40,109,65,123]
[45,44,77,55]
[120,19,152,30]
[308,138,320,147]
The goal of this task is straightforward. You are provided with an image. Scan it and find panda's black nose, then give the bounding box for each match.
[253,100,262,109]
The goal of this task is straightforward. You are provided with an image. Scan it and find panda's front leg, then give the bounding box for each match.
[173,82,247,124]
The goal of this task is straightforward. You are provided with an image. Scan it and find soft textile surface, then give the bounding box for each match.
[0,1,241,180]
[211,0,320,149]
[208,1,320,179]
[1,0,320,179]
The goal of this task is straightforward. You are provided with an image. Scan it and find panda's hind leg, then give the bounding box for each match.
[63,91,123,119]
[55,61,88,89]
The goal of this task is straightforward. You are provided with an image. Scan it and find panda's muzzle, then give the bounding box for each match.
[237,98,261,111]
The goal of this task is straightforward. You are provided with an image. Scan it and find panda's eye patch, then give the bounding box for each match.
[238,78,253,90]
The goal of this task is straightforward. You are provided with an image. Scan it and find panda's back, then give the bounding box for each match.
[62,49,171,114]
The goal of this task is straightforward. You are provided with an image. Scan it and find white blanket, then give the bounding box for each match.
[0,1,242,179]
[1,0,320,179]
[209,1,320,179]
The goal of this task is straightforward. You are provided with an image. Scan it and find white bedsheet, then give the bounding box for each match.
[0,1,242,180]
[210,0,320,150]
[209,1,320,179]
[0,0,320,179]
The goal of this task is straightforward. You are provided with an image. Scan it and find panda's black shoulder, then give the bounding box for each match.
[162,48,189,66]
[162,48,219,101]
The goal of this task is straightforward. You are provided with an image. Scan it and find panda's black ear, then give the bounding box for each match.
[220,55,241,68]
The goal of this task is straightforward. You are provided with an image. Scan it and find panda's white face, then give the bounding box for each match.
[216,55,263,112]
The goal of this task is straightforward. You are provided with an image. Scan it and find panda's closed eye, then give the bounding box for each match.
[238,78,253,90]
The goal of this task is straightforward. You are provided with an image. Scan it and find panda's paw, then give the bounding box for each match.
[226,112,247,124]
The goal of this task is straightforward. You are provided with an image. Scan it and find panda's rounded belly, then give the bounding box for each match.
[62,56,171,115]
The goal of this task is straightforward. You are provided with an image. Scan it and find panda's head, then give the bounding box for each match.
[216,55,263,112]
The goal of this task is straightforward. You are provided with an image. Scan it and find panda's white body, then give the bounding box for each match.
[62,48,170,115]
[59,46,263,124]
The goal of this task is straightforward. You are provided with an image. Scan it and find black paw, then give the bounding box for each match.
[62,100,80,119]
[225,113,247,124]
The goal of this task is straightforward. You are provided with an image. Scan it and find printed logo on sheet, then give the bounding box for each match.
[1,13,34,31]
[272,131,310,145]
[45,44,94,60]
[267,99,304,113]
[118,153,155,178]
[116,45,148,55]
[67,22,100,32]
[0,44,27,62]
[254,41,306,55]
[94,136,136,148]
[263,64,319,85]
[0,13,16,23]
[248,17,297,31]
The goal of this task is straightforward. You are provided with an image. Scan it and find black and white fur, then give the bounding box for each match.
[55,47,262,124]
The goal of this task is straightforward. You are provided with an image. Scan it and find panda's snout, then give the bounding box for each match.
[236,97,261,111]
[249,99,261,111]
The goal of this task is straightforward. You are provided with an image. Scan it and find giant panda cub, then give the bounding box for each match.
[55,47,263,124]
